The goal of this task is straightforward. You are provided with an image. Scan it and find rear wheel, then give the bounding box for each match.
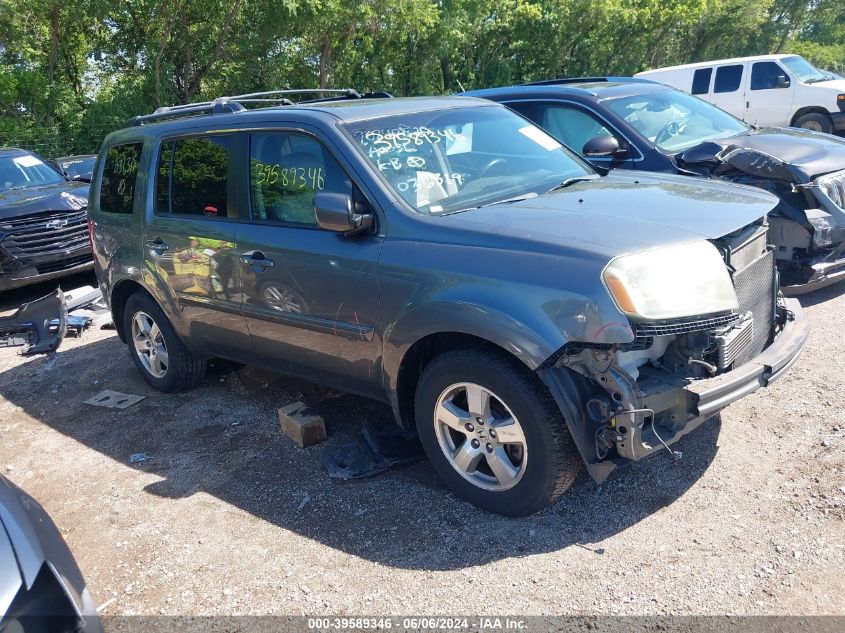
[793,112,833,134]
[123,292,206,392]
[414,349,581,516]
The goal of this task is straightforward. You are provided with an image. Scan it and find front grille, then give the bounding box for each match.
[0,210,89,266]
[35,253,91,275]
[633,314,739,339]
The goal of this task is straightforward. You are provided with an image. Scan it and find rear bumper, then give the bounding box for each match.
[0,257,93,292]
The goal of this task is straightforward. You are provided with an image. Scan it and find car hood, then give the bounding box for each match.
[678,127,845,181]
[0,181,89,221]
[443,171,776,258]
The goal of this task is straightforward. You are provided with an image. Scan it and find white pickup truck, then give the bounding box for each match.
[637,54,845,135]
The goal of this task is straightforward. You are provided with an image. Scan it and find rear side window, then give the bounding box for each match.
[714,65,743,93]
[99,143,142,215]
[249,133,353,225]
[691,68,712,95]
[751,62,789,90]
[156,136,231,218]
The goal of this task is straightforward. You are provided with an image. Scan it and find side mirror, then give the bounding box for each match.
[775,75,790,88]
[313,192,373,236]
[582,135,623,158]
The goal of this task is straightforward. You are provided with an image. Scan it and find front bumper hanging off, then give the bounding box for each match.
[541,298,809,484]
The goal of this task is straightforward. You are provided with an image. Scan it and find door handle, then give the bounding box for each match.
[146,238,169,253]
[239,251,274,269]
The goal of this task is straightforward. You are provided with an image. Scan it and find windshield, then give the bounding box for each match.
[606,89,749,152]
[782,56,828,83]
[0,153,65,191]
[344,106,593,215]
[58,156,96,179]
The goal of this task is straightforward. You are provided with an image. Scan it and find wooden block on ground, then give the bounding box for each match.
[278,402,326,448]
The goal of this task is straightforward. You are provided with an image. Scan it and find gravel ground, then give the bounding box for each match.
[0,273,843,617]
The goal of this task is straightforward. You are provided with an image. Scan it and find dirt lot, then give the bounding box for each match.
[0,273,843,616]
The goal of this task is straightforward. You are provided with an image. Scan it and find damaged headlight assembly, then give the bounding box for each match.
[602,241,739,321]
[814,169,845,210]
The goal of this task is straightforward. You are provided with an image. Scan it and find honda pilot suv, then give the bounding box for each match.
[90,90,808,515]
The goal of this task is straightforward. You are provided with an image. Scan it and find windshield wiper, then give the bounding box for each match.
[443,192,539,215]
[483,192,538,207]
[547,174,600,193]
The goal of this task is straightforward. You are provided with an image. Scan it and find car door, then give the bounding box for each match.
[235,129,384,397]
[505,100,636,169]
[709,63,747,120]
[144,133,250,357]
[746,60,795,127]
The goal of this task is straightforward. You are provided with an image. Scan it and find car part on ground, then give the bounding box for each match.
[466,78,845,294]
[90,91,807,514]
[324,423,423,480]
[0,289,67,355]
[0,149,93,292]
[0,286,107,355]
[0,475,102,633]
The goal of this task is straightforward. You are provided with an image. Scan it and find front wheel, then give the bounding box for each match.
[123,292,206,392]
[414,349,581,516]
[793,112,833,135]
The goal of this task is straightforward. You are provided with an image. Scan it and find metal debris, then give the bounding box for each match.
[85,390,146,409]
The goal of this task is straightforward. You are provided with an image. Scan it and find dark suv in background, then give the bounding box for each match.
[0,148,92,291]
[467,78,845,294]
[90,90,807,515]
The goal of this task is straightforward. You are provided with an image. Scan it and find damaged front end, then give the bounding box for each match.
[678,142,845,294]
[540,221,809,483]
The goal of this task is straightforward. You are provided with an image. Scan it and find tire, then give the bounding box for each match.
[793,112,833,135]
[123,291,206,392]
[414,348,581,516]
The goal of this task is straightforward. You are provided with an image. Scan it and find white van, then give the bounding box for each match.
[636,54,845,134]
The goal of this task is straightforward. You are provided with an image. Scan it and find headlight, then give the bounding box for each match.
[603,241,738,320]
[816,169,845,210]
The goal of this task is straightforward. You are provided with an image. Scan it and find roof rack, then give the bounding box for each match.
[525,76,654,86]
[125,88,391,127]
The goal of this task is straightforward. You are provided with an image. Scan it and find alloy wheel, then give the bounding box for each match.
[433,382,528,491]
[131,311,169,378]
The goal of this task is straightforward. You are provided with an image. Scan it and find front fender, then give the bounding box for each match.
[379,251,633,396]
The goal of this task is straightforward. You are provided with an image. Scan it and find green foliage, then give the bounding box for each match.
[0,0,842,156]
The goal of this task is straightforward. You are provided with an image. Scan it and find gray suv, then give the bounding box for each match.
[90,90,809,515]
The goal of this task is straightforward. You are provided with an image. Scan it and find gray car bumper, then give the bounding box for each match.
[639,298,809,458]
[781,253,845,296]
[542,299,809,483]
